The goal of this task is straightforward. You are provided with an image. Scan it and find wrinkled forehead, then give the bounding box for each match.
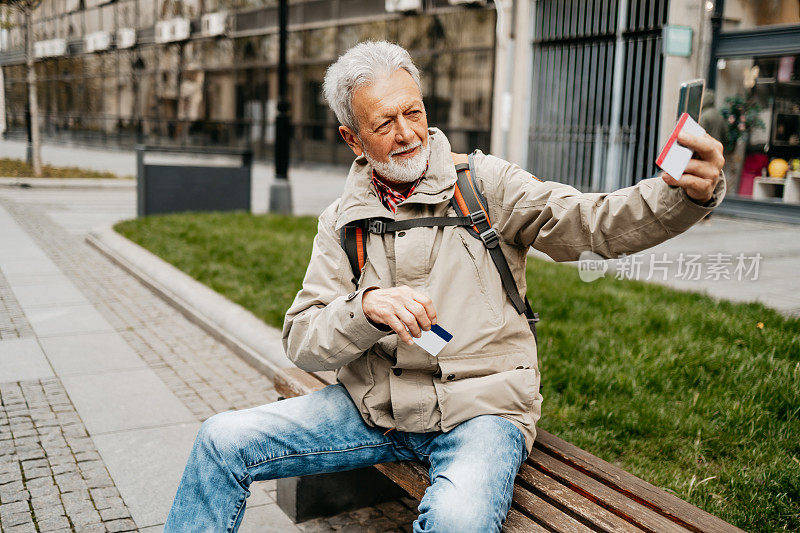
[352,69,423,123]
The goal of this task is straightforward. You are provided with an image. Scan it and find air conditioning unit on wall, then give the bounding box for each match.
[385,0,422,13]
[116,28,136,49]
[35,39,67,58]
[85,31,111,53]
[172,18,191,41]
[201,12,227,37]
[155,18,190,43]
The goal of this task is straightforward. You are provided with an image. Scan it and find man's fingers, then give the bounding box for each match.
[406,301,431,331]
[679,173,715,200]
[678,132,724,168]
[685,159,721,181]
[407,289,437,325]
[396,307,422,339]
[385,315,413,344]
[661,172,679,186]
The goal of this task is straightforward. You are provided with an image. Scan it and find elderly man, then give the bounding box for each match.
[166,41,725,532]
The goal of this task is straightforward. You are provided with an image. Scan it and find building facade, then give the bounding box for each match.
[493,0,799,222]
[0,0,497,164]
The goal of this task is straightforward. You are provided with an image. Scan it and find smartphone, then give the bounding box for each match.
[677,79,705,122]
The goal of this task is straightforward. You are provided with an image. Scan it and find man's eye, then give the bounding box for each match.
[378,121,391,130]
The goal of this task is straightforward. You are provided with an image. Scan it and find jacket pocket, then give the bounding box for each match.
[433,354,540,431]
[336,353,376,420]
[458,233,502,324]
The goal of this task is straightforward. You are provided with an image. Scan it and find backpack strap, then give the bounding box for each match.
[340,224,366,284]
[451,152,540,340]
[338,152,540,340]
[451,152,526,314]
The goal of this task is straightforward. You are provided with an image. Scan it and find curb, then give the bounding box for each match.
[0,177,135,189]
[86,226,294,379]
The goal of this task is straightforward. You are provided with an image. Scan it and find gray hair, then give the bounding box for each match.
[323,41,421,133]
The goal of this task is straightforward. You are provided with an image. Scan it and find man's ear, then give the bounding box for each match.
[339,126,363,157]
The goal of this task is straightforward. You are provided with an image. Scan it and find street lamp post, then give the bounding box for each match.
[269,0,293,214]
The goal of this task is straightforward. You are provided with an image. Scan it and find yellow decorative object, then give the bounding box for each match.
[768,158,788,179]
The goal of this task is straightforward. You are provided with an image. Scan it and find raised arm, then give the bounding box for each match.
[476,134,725,261]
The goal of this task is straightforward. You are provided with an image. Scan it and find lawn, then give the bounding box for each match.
[0,157,131,179]
[115,212,800,532]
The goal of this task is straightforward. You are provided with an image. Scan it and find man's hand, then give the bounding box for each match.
[362,286,437,345]
[661,132,725,204]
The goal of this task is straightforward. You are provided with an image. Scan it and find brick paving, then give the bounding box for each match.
[0,379,134,533]
[0,271,33,341]
[0,191,420,530]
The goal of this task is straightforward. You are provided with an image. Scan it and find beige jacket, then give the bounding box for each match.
[282,128,725,454]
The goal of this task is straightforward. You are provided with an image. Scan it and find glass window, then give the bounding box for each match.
[302,27,336,62]
[117,0,136,28]
[64,13,82,39]
[138,0,155,27]
[723,0,800,30]
[205,71,237,121]
[715,55,800,199]
[101,4,115,31]
[85,8,101,33]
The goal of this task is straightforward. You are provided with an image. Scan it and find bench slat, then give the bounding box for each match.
[511,485,595,533]
[503,508,550,533]
[373,461,429,501]
[533,430,745,533]
[529,447,690,533]
[312,370,336,385]
[275,367,327,397]
[517,463,644,533]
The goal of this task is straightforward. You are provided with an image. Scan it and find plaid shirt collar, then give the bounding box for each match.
[370,163,428,214]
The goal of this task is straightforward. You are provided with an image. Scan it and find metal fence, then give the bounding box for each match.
[528,0,668,191]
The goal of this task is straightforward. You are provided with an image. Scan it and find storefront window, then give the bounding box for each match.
[723,0,800,30]
[715,55,800,200]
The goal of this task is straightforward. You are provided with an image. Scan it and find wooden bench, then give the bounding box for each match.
[275,367,744,533]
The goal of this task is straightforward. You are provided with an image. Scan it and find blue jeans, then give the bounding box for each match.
[165,383,527,532]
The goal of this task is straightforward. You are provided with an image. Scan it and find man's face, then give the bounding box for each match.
[339,69,429,183]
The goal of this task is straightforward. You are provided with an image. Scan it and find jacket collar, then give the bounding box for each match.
[335,127,458,230]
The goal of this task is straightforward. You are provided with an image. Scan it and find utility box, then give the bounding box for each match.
[136,146,252,216]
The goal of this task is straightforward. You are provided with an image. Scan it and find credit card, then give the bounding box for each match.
[656,113,707,181]
[412,324,453,357]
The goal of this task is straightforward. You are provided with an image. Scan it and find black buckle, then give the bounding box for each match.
[367,219,387,234]
[479,228,499,248]
[469,210,487,226]
[527,312,540,323]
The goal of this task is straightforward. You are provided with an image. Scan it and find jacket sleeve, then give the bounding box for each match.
[474,152,726,261]
[282,202,390,371]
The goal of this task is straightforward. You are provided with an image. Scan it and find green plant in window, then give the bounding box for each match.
[720,95,766,151]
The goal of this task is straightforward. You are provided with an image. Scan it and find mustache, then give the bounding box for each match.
[390,140,422,156]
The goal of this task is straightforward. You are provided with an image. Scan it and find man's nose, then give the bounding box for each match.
[394,116,415,145]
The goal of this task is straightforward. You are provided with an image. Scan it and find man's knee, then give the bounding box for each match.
[415,490,503,533]
[196,411,251,458]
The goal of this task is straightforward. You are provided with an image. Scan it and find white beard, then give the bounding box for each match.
[362,139,431,183]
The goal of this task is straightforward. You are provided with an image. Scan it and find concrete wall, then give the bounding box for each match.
[490,0,534,168]
[659,0,714,148]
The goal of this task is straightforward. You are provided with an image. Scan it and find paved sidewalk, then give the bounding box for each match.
[0,187,418,530]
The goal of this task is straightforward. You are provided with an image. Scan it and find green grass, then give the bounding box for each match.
[115,212,800,532]
[0,157,132,179]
